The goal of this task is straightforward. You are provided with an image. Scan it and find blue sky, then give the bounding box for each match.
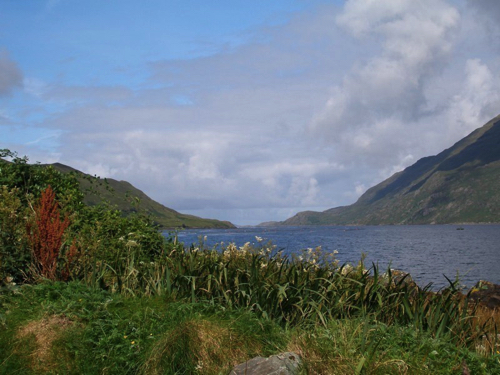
[2,1,314,82]
[1,0,500,225]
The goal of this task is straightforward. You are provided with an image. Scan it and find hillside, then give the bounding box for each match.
[280,115,500,225]
[51,163,235,229]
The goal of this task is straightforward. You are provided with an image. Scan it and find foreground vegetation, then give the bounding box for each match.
[1,150,499,374]
[2,281,499,374]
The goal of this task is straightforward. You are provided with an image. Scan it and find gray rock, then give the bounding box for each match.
[470,281,500,309]
[229,352,301,375]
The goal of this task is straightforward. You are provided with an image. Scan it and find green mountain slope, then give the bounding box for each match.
[51,163,235,229]
[281,115,500,225]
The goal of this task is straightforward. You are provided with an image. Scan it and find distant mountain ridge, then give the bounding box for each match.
[277,115,500,225]
[51,163,235,229]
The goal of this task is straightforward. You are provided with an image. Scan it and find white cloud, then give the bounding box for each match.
[446,58,500,136]
[306,0,499,179]
[311,0,460,152]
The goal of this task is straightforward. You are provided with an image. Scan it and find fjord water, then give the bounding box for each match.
[166,225,500,289]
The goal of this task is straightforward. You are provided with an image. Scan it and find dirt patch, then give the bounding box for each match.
[17,315,74,372]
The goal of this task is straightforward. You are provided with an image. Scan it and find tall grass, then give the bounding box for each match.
[72,237,497,353]
[2,281,499,374]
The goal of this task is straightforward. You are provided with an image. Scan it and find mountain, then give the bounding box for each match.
[51,163,235,229]
[279,115,500,225]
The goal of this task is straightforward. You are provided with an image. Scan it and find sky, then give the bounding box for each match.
[1,0,500,225]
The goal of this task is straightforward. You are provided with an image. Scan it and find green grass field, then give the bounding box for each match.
[1,248,500,375]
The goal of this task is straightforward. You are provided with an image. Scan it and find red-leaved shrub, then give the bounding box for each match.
[27,186,70,280]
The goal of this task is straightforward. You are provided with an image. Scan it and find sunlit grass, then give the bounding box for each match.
[1,237,500,373]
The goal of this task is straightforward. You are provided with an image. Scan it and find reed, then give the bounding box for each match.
[74,237,496,353]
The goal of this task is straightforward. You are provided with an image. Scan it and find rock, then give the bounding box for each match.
[229,352,301,375]
[390,269,414,286]
[470,281,500,309]
[381,269,418,289]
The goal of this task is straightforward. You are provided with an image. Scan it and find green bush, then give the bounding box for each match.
[0,149,165,285]
[0,186,30,283]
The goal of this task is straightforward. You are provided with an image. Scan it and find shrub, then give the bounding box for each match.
[26,186,71,280]
[0,186,31,283]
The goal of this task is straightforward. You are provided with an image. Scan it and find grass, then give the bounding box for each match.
[1,282,499,374]
[2,251,500,375]
[0,282,285,375]
[78,240,497,349]
[1,236,500,374]
[293,318,500,374]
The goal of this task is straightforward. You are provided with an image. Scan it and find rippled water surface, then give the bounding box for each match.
[165,225,500,289]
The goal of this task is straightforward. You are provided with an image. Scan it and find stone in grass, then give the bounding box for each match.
[470,281,500,309]
[229,352,301,375]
